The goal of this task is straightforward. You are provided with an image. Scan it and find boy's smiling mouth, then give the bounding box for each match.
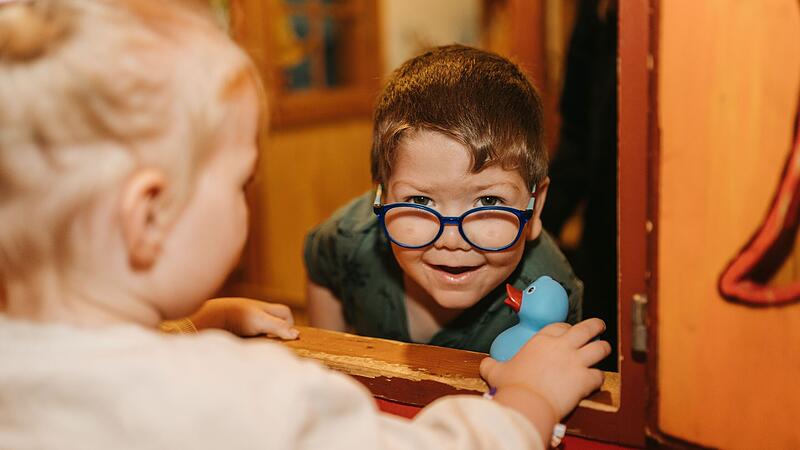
[425,262,486,284]
[433,264,480,275]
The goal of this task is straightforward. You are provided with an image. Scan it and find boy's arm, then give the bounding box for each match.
[306,279,348,332]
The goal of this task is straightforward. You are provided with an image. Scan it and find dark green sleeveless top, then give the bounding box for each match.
[304,191,583,353]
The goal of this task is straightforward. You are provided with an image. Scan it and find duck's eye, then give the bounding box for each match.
[526,286,536,294]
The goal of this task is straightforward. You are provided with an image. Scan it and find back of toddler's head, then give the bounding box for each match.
[371,44,548,189]
[0,0,254,285]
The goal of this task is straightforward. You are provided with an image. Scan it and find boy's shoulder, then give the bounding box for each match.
[520,230,577,279]
[303,190,390,291]
[306,190,385,251]
[325,190,378,234]
[524,230,582,292]
[306,190,378,247]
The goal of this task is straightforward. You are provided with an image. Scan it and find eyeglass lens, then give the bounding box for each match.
[383,206,522,249]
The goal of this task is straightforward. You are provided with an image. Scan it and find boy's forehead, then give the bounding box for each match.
[389,129,528,191]
[390,168,527,193]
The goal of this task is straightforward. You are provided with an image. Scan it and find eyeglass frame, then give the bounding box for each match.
[371,184,537,252]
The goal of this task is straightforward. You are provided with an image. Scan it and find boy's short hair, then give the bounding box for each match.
[371,44,547,189]
[0,0,258,282]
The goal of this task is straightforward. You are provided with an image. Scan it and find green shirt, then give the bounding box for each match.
[304,191,583,353]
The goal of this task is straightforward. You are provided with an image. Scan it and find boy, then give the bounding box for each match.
[0,1,608,449]
[306,45,583,352]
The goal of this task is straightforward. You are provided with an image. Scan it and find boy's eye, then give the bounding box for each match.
[407,196,432,206]
[477,196,503,207]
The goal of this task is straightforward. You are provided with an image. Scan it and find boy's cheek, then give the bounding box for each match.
[390,245,424,266]
[485,239,527,266]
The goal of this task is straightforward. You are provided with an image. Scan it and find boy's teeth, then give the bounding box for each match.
[435,265,476,275]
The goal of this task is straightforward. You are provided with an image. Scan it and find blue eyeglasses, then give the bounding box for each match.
[372,185,536,252]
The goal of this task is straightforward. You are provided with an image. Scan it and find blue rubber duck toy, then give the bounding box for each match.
[489,275,568,362]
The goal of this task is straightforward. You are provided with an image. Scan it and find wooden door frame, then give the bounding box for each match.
[562,0,654,446]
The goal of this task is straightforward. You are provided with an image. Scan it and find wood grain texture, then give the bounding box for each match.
[266,326,619,411]
[250,120,374,305]
[657,0,800,447]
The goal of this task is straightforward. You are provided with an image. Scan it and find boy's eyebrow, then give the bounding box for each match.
[389,180,434,192]
[471,182,523,194]
[390,180,524,194]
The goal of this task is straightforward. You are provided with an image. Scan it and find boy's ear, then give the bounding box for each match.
[526,177,550,241]
[120,168,169,269]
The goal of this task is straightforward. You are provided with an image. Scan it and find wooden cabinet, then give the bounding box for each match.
[650,0,800,447]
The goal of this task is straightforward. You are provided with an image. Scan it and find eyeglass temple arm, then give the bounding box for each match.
[373,185,383,208]
[526,184,537,211]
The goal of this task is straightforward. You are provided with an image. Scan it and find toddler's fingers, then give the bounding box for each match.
[479,356,500,381]
[564,318,606,348]
[261,303,294,326]
[537,322,571,337]
[253,312,299,340]
[583,368,605,396]
[577,339,612,367]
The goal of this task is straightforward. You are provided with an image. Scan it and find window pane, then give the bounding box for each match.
[285,15,312,90]
[323,15,340,87]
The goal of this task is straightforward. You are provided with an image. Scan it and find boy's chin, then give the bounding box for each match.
[430,290,482,310]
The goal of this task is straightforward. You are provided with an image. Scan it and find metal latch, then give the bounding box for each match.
[632,294,648,354]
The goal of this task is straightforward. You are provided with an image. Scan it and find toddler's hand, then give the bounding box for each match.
[480,318,610,419]
[189,297,299,340]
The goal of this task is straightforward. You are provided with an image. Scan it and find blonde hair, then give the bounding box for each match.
[0,0,258,283]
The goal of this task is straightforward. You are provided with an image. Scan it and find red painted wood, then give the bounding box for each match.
[375,398,420,419]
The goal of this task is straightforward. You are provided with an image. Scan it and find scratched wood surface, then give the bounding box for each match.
[267,326,619,411]
[657,0,800,447]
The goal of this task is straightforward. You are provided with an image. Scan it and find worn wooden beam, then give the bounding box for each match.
[267,326,618,411]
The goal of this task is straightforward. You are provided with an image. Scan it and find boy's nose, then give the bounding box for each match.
[433,224,472,251]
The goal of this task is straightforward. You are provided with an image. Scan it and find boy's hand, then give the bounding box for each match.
[480,318,610,419]
[189,297,299,340]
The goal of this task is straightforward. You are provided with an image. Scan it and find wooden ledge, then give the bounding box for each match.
[266,326,619,411]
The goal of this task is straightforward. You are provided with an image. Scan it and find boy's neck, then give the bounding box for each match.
[4,266,162,328]
[403,274,463,343]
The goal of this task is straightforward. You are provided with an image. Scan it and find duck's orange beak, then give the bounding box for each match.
[504,283,522,312]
